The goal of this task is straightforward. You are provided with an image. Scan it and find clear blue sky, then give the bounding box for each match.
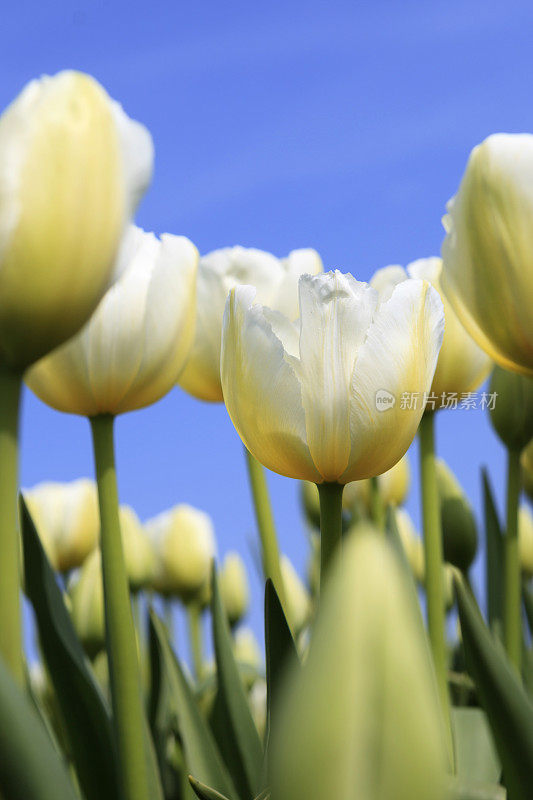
[2,0,530,660]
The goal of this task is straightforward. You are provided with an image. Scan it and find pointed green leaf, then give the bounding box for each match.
[149,610,237,799]
[455,574,533,800]
[20,496,120,800]
[0,656,78,800]
[210,565,264,800]
[482,469,504,630]
[451,707,500,784]
[188,776,232,800]
[264,578,298,743]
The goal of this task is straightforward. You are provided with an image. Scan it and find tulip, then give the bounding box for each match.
[24,478,99,573]
[395,507,425,584]
[342,453,410,514]
[521,439,533,500]
[270,532,449,800]
[119,506,156,593]
[281,555,312,636]
[146,504,216,603]
[371,258,491,408]
[233,627,262,669]
[69,550,105,658]
[26,224,198,416]
[435,459,478,573]
[519,505,533,577]
[0,70,153,370]
[441,133,533,377]
[219,552,250,627]
[178,245,323,403]
[248,679,267,740]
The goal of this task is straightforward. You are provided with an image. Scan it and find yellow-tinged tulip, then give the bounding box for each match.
[24,478,99,572]
[146,504,216,602]
[26,224,198,415]
[248,679,267,740]
[219,552,250,626]
[270,532,448,800]
[371,258,491,408]
[221,270,444,483]
[395,507,425,584]
[178,245,323,401]
[233,627,262,669]
[521,439,533,500]
[441,134,533,376]
[342,454,410,512]
[119,505,156,593]
[519,505,533,576]
[281,555,312,635]
[68,550,105,658]
[0,71,153,369]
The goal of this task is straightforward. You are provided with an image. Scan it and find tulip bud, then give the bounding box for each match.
[343,454,410,513]
[146,504,216,603]
[68,550,105,658]
[435,459,477,572]
[521,439,533,500]
[300,481,321,529]
[519,505,533,576]
[24,478,99,573]
[488,366,533,452]
[0,71,153,369]
[271,532,448,800]
[395,508,425,584]
[233,627,262,669]
[281,556,312,636]
[219,552,249,627]
[119,506,156,593]
[248,679,267,740]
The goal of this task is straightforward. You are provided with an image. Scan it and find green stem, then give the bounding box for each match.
[369,476,385,530]
[504,448,522,672]
[187,603,203,681]
[90,415,149,800]
[317,482,344,588]
[418,412,453,766]
[0,366,24,686]
[244,448,287,608]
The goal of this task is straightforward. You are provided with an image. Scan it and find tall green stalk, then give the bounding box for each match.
[504,447,521,672]
[369,476,385,531]
[244,447,286,607]
[187,603,204,681]
[90,415,149,800]
[0,366,24,687]
[418,412,453,765]
[317,482,344,589]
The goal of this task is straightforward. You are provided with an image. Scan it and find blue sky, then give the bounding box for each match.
[2,0,531,660]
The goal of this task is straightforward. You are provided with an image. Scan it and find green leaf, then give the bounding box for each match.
[455,574,533,800]
[482,469,504,630]
[20,496,120,800]
[522,581,533,639]
[0,655,78,800]
[149,610,237,800]
[264,579,298,745]
[452,707,500,784]
[451,779,506,800]
[210,565,264,800]
[188,776,232,800]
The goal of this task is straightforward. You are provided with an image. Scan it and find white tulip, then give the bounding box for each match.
[178,245,323,401]
[26,225,198,416]
[221,270,444,483]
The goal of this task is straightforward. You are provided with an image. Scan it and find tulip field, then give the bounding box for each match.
[1,69,533,800]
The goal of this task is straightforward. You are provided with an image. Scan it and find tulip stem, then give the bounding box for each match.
[244,448,287,608]
[418,412,453,766]
[317,482,344,588]
[369,476,385,530]
[0,366,24,687]
[90,415,149,800]
[187,603,204,681]
[504,447,522,672]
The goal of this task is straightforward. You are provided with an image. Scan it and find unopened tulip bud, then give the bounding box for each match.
[343,454,410,513]
[521,439,533,500]
[0,71,153,369]
[146,504,216,603]
[119,506,156,593]
[300,481,321,529]
[219,552,249,627]
[69,550,105,658]
[519,505,533,576]
[271,533,448,800]
[24,479,99,573]
[489,366,533,452]
[248,679,267,741]
[435,459,477,572]
[233,627,262,669]
[281,556,312,636]
[395,508,425,584]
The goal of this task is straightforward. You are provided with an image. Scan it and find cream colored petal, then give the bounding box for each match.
[369,264,407,301]
[295,271,378,482]
[274,248,324,319]
[221,286,320,482]
[110,100,154,218]
[341,279,444,483]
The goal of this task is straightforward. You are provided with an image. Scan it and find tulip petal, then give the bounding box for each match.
[110,100,154,219]
[296,271,378,482]
[342,279,444,483]
[274,248,323,319]
[221,286,320,482]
